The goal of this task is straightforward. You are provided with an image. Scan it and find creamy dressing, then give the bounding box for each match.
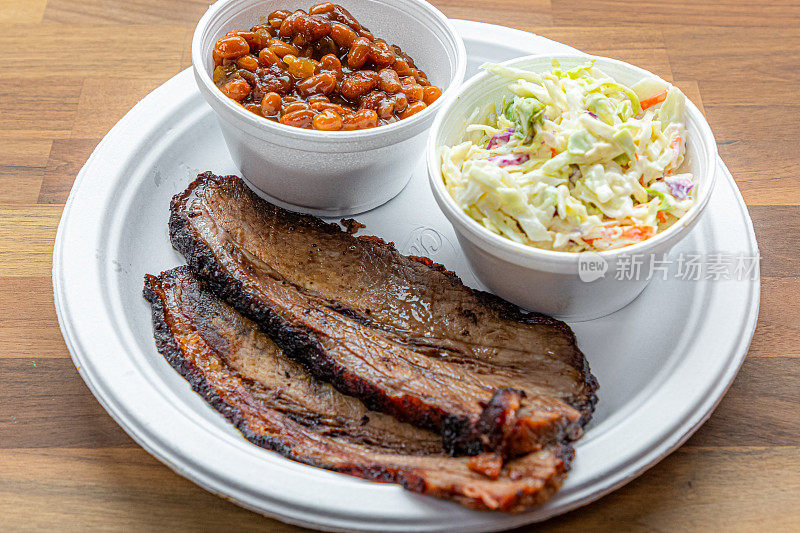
[440,61,695,252]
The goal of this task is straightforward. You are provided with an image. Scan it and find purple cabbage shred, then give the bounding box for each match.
[487,128,515,149]
[664,175,694,201]
[489,153,530,167]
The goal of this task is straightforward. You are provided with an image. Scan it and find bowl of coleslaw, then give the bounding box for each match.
[427,54,718,320]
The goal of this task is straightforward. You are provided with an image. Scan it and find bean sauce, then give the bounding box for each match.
[212,2,443,131]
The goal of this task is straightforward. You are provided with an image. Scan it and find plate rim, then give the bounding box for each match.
[52,20,760,532]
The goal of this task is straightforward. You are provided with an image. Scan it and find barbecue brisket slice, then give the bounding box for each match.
[169,172,598,457]
[143,267,572,512]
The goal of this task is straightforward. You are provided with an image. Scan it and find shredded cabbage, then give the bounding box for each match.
[440,60,695,252]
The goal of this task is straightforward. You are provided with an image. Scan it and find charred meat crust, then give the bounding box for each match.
[176,172,597,418]
[143,269,572,512]
[340,218,366,235]
[144,273,295,459]
[476,388,524,452]
[170,177,520,456]
[148,266,444,454]
[170,200,476,452]
[170,172,598,455]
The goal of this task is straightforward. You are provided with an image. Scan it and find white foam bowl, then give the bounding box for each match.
[428,54,718,320]
[192,0,466,216]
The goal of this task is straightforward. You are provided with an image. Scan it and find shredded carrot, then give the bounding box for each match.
[550,147,558,158]
[621,225,656,241]
[640,90,668,110]
[657,211,667,223]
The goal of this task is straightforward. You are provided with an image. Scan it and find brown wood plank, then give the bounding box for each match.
[0,206,63,277]
[0,139,52,205]
[748,205,800,277]
[37,139,101,204]
[70,78,165,139]
[0,167,46,206]
[0,358,133,448]
[536,446,800,532]
[0,0,47,23]
[0,77,83,140]
[704,105,800,205]
[0,139,52,169]
[749,277,800,358]
[435,0,553,27]
[685,356,800,447]
[551,0,800,28]
[42,0,208,25]
[0,277,66,359]
[0,24,188,80]
[663,26,800,108]
[0,447,309,532]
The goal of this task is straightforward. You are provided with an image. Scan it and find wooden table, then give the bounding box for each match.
[1,0,798,530]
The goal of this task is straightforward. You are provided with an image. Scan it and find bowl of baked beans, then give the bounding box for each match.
[192,0,466,215]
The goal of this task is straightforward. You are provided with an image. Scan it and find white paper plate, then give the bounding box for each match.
[53,21,759,532]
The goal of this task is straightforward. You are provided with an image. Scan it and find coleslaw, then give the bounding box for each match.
[439,60,695,252]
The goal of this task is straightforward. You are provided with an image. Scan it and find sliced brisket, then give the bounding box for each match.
[169,172,598,457]
[143,267,571,512]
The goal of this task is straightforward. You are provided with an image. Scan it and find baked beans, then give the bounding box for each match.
[212,3,442,131]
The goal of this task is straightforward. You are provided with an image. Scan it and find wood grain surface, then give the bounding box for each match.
[1,0,798,531]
